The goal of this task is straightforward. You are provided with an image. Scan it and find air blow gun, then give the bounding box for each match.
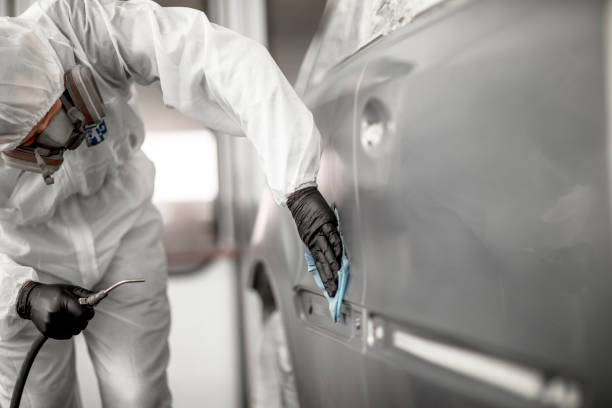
[10,279,145,408]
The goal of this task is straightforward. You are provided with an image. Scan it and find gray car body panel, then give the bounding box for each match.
[240,0,612,406]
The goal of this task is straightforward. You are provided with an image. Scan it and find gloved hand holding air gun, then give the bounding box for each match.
[16,279,144,340]
[11,279,144,408]
[16,281,95,340]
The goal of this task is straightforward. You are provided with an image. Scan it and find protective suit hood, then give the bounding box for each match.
[0,17,65,151]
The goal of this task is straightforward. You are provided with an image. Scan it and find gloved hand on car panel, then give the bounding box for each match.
[16,281,95,340]
[287,187,342,297]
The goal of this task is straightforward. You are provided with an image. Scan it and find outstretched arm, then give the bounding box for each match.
[58,0,341,292]
[63,0,321,204]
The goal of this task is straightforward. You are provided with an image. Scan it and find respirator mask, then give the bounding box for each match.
[2,65,106,185]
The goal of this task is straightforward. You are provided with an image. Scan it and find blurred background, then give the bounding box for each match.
[1,0,324,406]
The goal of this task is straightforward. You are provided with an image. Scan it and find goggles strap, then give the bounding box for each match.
[61,93,85,125]
[34,148,55,185]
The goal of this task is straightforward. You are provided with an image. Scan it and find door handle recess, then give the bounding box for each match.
[360,98,394,157]
[295,288,363,344]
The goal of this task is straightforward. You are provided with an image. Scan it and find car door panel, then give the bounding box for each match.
[249,0,612,406]
[284,53,370,408]
[351,0,609,406]
[296,59,370,307]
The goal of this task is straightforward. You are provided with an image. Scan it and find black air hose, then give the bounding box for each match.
[10,334,48,408]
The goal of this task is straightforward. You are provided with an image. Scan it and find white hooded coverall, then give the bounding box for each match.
[0,0,322,406]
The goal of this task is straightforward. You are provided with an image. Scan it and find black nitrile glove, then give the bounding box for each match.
[287,187,342,297]
[16,281,95,340]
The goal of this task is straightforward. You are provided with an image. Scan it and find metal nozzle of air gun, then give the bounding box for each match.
[78,279,145,306]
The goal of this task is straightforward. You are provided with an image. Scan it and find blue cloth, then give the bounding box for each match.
[304,208,350,323]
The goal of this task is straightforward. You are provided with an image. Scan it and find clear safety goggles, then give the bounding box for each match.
[2,65,106,185]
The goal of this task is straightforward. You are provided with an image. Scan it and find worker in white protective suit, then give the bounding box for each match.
[0,0,344,406]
